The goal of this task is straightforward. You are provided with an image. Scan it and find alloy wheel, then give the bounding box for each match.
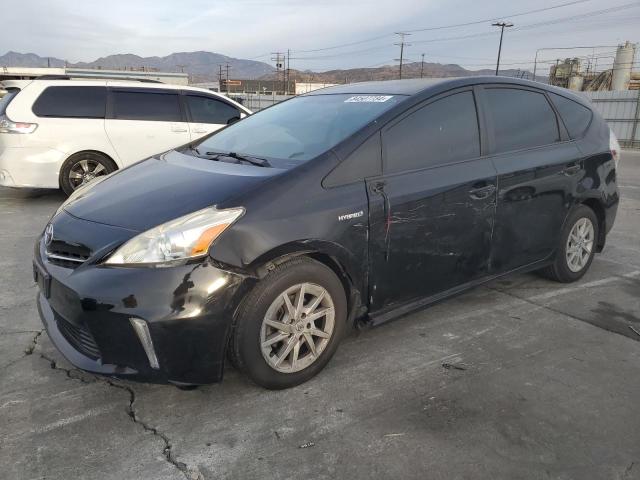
[260,283,335,373]
[566,217,595,273]
[68,159,108,190]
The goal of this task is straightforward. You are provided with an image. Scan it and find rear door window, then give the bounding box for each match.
[111,89,182,122]
[484,88,559,154]
[32,86,106,118]
[383,90,480,173]
[185,95,240,124]
[549,93,593,139]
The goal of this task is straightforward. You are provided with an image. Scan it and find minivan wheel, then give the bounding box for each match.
[229,256,347,389]
[540,205,599,283]
[60,152,117,196]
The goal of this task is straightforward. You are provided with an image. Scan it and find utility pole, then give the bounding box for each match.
[492,21,513,76]
[286,49,290,94]
[420,53,425,78]
[394,32,411,80]
[218,65,224,92]
[271,52,285,93]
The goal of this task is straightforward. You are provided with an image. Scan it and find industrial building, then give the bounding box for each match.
[548,41,638,91]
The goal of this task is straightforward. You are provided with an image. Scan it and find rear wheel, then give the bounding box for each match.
[540,205,599,283]
[60,152,117,196]
[229,257,347,389]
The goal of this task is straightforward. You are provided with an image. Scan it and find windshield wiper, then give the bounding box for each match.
[204,151,271,168]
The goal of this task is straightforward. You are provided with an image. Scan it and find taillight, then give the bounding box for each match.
[609,129,621,168]
[0,114,37,134]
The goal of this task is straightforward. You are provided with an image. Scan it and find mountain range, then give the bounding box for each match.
[0,51,275,81]
[0,51,535,83]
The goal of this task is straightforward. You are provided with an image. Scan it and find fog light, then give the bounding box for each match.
[130,318,160,369]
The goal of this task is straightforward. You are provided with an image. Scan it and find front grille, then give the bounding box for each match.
[46,240,90,269]
[55,312,101,360]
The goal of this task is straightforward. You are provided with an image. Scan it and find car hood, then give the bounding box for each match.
[63,150,283,232]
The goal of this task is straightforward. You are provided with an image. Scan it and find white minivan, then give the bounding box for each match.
[0,77,251,194]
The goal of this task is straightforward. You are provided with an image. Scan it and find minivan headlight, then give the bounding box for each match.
[105,206,244,266]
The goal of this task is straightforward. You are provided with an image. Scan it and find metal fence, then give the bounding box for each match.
[581,90,640,148]
[225,93,293,112]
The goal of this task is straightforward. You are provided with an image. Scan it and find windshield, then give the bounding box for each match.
[196,94,405,162]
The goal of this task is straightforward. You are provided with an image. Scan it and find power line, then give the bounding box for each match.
[406,0,592,33]
[411,2,640,46]
[292,0,592,54]
[289,2,640,65]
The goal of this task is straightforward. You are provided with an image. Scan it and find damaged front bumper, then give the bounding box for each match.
[34,238,254,385]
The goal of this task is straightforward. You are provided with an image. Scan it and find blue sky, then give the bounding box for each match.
[2,0,638,75]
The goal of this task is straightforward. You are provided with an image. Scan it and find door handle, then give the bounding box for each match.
[468,184,496,200]
[170,123,188,133]
[563,164,581,176]
[191,124,208,134]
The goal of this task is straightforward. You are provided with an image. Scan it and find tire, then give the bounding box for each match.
[60,152,117,196]
[539,205,599,283]
[229,256,348,389]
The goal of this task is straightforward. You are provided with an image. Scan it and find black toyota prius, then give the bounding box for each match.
[34,77,620,389]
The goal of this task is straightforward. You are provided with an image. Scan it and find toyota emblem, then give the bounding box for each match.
[44,223,53,246]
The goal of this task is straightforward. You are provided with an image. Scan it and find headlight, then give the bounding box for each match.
[105,206,244,266]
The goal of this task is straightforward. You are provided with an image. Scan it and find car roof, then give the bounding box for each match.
[304,76,588,105]
[11,78,251,113]
[306,78,461,96]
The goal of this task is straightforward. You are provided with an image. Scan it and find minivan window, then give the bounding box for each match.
[485,88,559,153]
[32,86,106,118]
[0,89,19,115]
[111,90,181,122]
[197,94,405,162]
[383,91,480,173]
[185,95,240,124]
[549,93,593,139]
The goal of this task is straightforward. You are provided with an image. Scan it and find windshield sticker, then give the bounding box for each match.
[344,95,393,103]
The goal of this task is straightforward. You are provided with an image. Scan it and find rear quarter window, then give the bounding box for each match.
[549,93,593,139]
[32,86,107,118]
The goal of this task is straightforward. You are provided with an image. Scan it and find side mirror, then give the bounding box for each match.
[227,116,240,125]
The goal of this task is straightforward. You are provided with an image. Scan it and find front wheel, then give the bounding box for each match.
[60,152,117,196]
[540,205,599,283]
[229,257,347,389]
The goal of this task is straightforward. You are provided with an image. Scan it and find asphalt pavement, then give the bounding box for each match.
[1,151,639,480]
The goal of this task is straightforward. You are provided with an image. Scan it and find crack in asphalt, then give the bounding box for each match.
[29,333,203,480]
[0,329,45,370]
[0,329,43,335]
[24,329,44,355]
